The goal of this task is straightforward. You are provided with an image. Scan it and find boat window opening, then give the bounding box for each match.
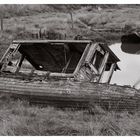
[0,41,120,83]
[17,43,87,74]
[91,50,104,71]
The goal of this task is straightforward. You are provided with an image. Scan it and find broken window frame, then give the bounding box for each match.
[91,46,105,72]
[0,40,120,83]
[84,43,107,75]
[0,42,91,79]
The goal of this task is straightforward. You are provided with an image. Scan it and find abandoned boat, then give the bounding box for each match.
[0,40,139,111]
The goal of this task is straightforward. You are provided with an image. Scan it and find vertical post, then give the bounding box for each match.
[0,18,3,31]
[39,28,42,39]
[85,43,98,63]
[99,52,109,74]
[74,43,91,75]
[69,12,74,30]
[15,54,25,74]
[64,34,67,39]
[98,52,109,83]
[98,64,106,83]
[106,63,116,84]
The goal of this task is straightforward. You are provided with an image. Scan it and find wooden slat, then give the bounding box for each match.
[15,54,25,74]
[13,40,92,44]
[74,43,91,75]
[85,43,98,62]
[0,77,138,97]
[0,76,137,95]
[98,52,109,82]
[0,88,139,111]
[99,52,109,74]
[0,81,137,100]
[106,63,116,84]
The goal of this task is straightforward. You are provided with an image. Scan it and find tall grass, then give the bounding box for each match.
[0,94,139,136]
[1,5,139,45]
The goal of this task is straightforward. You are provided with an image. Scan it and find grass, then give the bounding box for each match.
[0,5,140,136]
[1,5,140,46]
[0,94,139,136]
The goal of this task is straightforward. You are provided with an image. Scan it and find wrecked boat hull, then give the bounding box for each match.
[0,40,138,111]
[0,76,140,111]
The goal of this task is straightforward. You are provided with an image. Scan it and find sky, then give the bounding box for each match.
[109,43,140,88]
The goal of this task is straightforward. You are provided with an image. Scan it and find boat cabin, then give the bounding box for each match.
[0,40,120,83]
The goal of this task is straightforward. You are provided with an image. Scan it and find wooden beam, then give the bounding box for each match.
[49,73,74,78]
[98,64,106,83]
[62,54,73,73]
[13,40,92,44]
[88,63,98,74]
[85,43,98,63]
[69,12,74,30]
[99,52,109,74]
[3,66,74,78]
[106,63,116,84]
[0,44,19,63]
[0,44,20,72]
[0,47,11,64]
[98,52,109,83]
[15,54,25,74]
[74,43,91,75]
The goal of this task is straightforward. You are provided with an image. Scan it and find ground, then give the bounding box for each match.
[0,5,140,136]
[0,94,139,136]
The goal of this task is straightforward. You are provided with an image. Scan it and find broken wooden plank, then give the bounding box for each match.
[85,43,98,62]
[106,63,116,84]
[15,54,25,74]
[98,52,109,82]
[99,52,109,74]
[13,40,92,44]
[74,43,91,75]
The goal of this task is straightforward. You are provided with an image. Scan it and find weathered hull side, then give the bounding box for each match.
[0,76,139,111]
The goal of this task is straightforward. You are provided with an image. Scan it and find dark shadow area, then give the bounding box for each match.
[19,43,87,73]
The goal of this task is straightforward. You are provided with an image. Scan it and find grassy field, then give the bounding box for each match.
[0,5,140,56]
[0,5,140,136]
[0,94,139,136]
